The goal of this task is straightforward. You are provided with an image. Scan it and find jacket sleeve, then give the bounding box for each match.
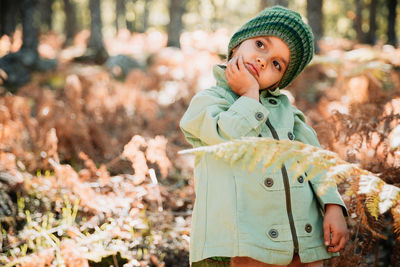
[180,87,270,147]
[293,108,349,217]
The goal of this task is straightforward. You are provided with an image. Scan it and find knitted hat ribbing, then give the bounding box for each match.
[228,6,314,89]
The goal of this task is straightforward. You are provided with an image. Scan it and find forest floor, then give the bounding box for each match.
[0,30,400,266]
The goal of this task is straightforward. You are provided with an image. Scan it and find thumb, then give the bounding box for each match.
[323,223,331,246]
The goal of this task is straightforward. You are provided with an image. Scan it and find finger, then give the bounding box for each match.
[330,231,341,247]
[226,59,233,70]
[227,59,236,76]
[225,64,232,77]
[328,245,339,253]
[225,69,231,80]
[323,223,331,246]
[329,241,342,253]
[232,56,239,72]
[238,56,246,72]
[328,233,344,253]
[336,236,347,251]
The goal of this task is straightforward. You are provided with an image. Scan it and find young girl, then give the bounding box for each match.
[180,6,349,267]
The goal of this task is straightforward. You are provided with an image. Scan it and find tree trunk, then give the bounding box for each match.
[167,0,186,48]
[0,0,18,37]
[387,0,397,46]
[126,20,135,33]
[83,0,108,64]
[142,0,150,33]
[306,0,323,54]
[63,0,78,45]
[88,0,104,49]
[20,0,39,63]
[366,0,377,44]
[39,0,54,32]
[115,0,127,32]
[0,0,57,89]
[126,0,137,32]
[354,0,365,43]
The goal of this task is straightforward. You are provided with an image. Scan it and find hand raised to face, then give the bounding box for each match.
[225,55,260,101]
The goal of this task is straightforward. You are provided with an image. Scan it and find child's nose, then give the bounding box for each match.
[256,57,266,69]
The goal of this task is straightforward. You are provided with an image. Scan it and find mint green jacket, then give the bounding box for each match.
[180,65,348,265]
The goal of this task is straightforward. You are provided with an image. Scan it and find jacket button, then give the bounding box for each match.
[288,132,294,140]
[269,229,279,238]
[268,99,277,105]
[264,178,274,187]
[297,176,304,183]
[305,224,312,233]
[255,112,264,121]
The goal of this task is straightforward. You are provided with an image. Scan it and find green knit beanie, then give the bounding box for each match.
[228,6,314,89]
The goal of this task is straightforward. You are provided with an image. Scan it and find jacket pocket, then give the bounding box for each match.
[290,174,307,188]
[259,171,284,191]
[266,220,313,242]
[286,159,308,188]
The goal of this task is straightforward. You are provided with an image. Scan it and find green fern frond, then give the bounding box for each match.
[365,181,384,220]
[179,137,400,219]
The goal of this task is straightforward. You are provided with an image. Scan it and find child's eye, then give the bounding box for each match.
[273,60,282,71]
[256,40,264,49]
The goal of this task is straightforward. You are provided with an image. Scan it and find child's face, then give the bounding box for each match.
[231,36,290,90]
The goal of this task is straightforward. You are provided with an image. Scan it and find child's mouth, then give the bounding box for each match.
[246,63,259,77]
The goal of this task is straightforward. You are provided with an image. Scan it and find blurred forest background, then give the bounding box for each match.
[0,0,400,266]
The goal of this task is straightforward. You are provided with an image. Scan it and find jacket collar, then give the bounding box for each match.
[213,64,231,90]
[212,64,281,97]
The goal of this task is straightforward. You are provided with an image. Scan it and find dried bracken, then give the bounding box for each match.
[1,29,400,265]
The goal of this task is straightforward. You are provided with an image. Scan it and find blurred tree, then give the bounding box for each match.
[142,0,151,33]
[387,0,398,46]
[259,0,289,10]
[354,0,366,43]
[124,0,151,33]
[306,0,323,54]
[126,0,137,32]
[39,0,54,32]
[20,0,39,62]
[115,0,127,31]
[365,0,377,44]
[88,0,103,49]
[86,0,108,63]
[0,0,56,89]
[167,0,188,47]
[63,0,78,46]
[0,0,18,37]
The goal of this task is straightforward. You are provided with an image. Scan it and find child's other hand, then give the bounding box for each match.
[225,56,259,100]
[323,204,349,253]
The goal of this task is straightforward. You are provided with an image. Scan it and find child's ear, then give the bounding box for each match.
[231,47,238,56]
[230,44,241,59]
